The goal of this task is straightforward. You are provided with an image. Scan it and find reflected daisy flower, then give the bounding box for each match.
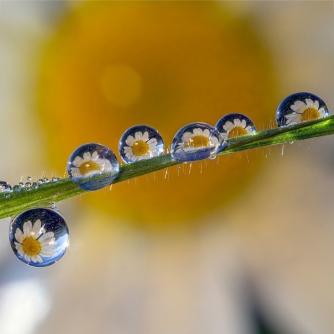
[14,219,55,263]
[123,131,159,162]
[70,151,112,178]
[285,98,327,125]
[176,128,219,152]
[220,118,254,140]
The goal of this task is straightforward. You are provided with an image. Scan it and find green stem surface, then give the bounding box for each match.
[1,116,333,219]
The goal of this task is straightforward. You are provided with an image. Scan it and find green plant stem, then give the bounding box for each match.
[1,116,334,219]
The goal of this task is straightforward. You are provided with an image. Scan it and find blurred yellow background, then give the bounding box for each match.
[0,1,333,334]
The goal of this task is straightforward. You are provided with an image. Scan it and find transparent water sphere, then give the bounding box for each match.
[0,181,12,192]
[119,125,164,163]
[171,122,220,162]
[276,92,328,127]
[67,142,119,191]
[9,207,69,267]
[216,113,256,142]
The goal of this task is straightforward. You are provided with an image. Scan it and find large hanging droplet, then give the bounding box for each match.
[276,92,328,127]
[216,113,256,141]
[67,143,119,191]
[171,122,220,162]
[119,125,164,163]
[9,207,69,267]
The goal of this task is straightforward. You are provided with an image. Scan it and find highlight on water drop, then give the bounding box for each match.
[119,125,164,163]
[0,181,12,193]
[171,122,220,162]
[9,207,69,267]
[276,92,328,127]
[215,113,256,141]
[67,143,119,191]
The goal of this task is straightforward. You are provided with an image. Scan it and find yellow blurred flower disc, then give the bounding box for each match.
[38,1,276,229]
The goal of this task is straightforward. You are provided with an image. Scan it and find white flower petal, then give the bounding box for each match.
[15,228,24,243]
[82,152,92,161]
[182,132,193,141]
[202,129,210,137]
[241,119,247,128]
[314,100,319,109]
[233,119,241,127]
[125,135,135,146]
[223,121,234,132]
[193,128,203,136]
[245,126,253,133]
[38,232,55,242]
[91,151,99,161]
[305,98,314,108]
[142,131,149,142]
[285,113,302,125]
[135,132,143,140]
[31,220,42,238]
[23,221,32,237]
[220,133,228,140]
[72,156,84,167]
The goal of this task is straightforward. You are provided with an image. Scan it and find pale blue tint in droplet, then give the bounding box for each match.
[119,125,164,163]
[32,182,39,190]
[67,143,119,191]
[215,113,256,142]
[276,92,329,127]
[170,122,220,162]
[9,207,69,267]
[0,181,12,192]
[13,185,21,194]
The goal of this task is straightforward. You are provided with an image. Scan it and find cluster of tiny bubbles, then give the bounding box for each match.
[118,125,164,163]
[67,142,119,191]
[170,122,220,162]
[9,205,69,267]
[276,92,328,127]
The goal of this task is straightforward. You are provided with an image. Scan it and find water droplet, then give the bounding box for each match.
[51,177,58,182]
[13,185,21,194]
[9,207,69,267]
[0,181,12,192]
[27,176,32,182]
[32,182,39,190]
[216,113,256,141]
[67,143,119,191]
[50,202,56,210]
[37,179,44,185]
[25,182,32,190]
[118,125,164,163]
[43,177,49,183]
[276,92,328,127]
[171,122,219,162]
[18,182,24,187]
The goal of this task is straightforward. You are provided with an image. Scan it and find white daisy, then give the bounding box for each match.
[71,151,112,178]
[220,118,254,140]
[123,131,159,162]
[14,219,55,263]
[176,128,219,152]
[285,98,326,125]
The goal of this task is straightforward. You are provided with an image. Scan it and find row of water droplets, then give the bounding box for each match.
[3,91,329,267]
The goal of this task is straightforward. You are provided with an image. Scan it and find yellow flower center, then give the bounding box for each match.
[301,108,320,122]
[228,126,248,138]
[79,160,101,176]
[184,135,210,149]
[132,140,149,156]
[22,237,41,256]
